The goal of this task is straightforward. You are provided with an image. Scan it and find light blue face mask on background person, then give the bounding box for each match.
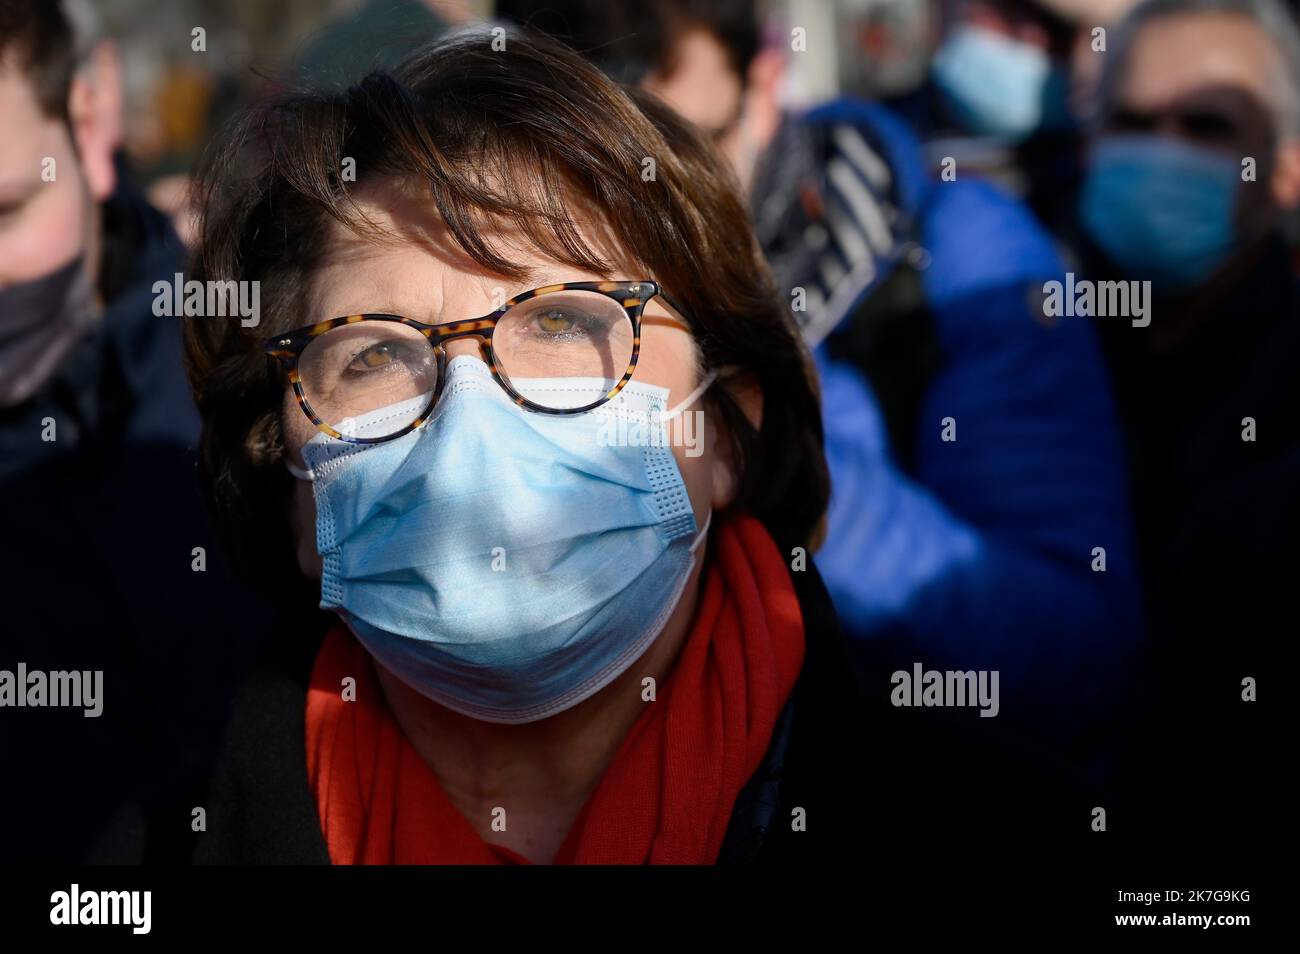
[931,25,1070,141]
[294,355,713,723]
[1079,134,1242,293]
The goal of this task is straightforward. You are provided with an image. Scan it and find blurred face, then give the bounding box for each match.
[956,0,1076,57]
[645,26,744,142]
[284,179,739,579]
[1108,12,1300,215]
[643,26,783,194]
[0,52,114,291]
[959,0,1058,52]
[931,0,1077,139]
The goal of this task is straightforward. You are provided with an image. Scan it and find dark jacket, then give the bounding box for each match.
[1095,237,1297,845]
[181,557,869,864]
[0,182,268,863]
[176,543,1093,865]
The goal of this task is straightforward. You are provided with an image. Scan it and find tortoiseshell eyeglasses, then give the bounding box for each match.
[263,280,692,444]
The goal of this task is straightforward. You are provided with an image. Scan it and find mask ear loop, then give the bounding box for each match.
[690,506,713,555]
[657,368,719,423]
[285,458,315,482]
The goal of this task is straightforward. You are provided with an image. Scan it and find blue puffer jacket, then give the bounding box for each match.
[784,99,1141,718]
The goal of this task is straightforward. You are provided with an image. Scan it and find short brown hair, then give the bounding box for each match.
[185,29,827,606]
[0,0,76,119]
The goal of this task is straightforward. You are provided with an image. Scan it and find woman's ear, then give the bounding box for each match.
[710,369,763,511]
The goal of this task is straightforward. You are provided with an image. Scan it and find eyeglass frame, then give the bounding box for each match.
[263,279,695,445]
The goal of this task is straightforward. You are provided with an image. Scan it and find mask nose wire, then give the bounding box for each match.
[287,362,718,483]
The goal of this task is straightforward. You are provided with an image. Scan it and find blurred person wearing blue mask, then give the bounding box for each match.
[922,0,1093,233]
[1079,0,1300,300]
[931,2,1075,141]
[0,1,266,862]
[1075,0,1300,848]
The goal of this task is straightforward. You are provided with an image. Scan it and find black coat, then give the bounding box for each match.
[169,558,870,865]
[141,546,1097,866]
[59,539,1257,918]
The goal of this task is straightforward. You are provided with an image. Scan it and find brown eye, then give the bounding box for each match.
[536,310,578,334]
[348,341,415,372]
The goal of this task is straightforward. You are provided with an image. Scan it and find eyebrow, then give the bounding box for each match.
[323,271,637,322]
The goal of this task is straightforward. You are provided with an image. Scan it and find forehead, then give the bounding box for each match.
[306,178,641,319]
[1120,13,1283,113]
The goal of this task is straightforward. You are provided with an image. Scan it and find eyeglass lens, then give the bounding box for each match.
[297,290,636,439]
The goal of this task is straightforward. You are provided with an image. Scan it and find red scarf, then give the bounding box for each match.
[305,514,805,864]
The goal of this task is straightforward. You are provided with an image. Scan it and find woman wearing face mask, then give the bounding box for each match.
[179,31,863,866]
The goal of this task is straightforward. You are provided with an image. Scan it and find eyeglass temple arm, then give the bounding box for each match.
[651,289,694,332]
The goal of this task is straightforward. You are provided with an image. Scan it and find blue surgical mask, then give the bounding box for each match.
[294,355,712,723]
[931,25,1070,141]
[1079,134,1241,293]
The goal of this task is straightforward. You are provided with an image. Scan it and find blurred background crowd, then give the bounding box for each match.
[2,0,1294,862]
[93,0,1300,248]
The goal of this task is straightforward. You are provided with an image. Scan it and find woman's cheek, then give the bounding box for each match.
[671,410,718,526]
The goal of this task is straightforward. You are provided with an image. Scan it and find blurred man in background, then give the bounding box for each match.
[500,0,1141,838]
[1074,0,1299,842]
[0,0,264,861]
